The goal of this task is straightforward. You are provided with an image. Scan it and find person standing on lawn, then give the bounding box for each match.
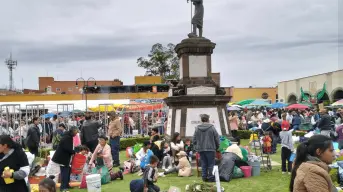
[80,114,102,153]
[193,114,220,182]
[52,126,78,192]
[26,117,41,157]
[280,125,293,174]
[108,114,122,167]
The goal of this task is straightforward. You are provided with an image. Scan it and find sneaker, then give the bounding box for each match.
[158,172,165,177]
[137,171,143,176]
[162,166,166,170]
[113,163,120,167]
[288,172,291,175]
[282,172,286,174]
[167,166,173,170]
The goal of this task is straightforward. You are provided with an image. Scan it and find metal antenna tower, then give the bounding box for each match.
[4,53,17,91]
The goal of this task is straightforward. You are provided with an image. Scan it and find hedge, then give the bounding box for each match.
[119,137,150,150]
[236,130,306,139]
[35,131,306,157]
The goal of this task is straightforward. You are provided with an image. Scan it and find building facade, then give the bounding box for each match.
[39,77,123,94]
[278,70,343,104]
[224,87,277,103]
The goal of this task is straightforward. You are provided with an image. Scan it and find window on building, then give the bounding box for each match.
[56,88,61,92]
[68,87,73,91]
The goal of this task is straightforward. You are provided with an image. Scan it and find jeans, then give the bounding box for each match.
[110,136,120,164]
[148,184,160,192]
[164,167,179,175]
[28,146,39,157]
[162,156,172,168]
[271,134,279,153]
[292,124,300,131]
[281,147,292,172]
[60,166,71,191]
[199,151,215,180]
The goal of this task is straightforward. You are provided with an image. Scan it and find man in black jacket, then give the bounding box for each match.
[52,126,78,192]
[26,117,41,157]
[318,109,333,137]
[80,114,101,153]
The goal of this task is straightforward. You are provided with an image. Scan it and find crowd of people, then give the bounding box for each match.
[0,106,342,191]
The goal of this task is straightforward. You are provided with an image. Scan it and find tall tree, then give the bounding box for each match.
[137,43,179,80]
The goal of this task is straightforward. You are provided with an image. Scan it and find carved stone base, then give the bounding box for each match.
[164,95,232,139]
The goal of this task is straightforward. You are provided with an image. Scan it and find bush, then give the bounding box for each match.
[330,168,338,186]
[236,130,252,139]
[236,130,305,139]
[120,137,150,150]
[292,131,306,137]
[39,148,53,158]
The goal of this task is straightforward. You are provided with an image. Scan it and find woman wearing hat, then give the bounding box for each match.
[89,135,113,171]
[159,151,192,177]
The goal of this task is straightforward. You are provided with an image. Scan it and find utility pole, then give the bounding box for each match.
[4,53,17,91]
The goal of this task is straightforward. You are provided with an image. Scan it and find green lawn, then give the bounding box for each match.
[70,140,290,192]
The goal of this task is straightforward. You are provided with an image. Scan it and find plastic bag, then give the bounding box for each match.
[92,166,111,184]
[289,153,296,162]
[233,166,244,178]
[219,136,231,153]
[45,160,60,183]
[133,143,143,154]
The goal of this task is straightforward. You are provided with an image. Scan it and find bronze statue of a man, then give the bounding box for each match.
[188,0,204,38]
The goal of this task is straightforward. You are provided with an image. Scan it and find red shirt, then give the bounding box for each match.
[281,120,290,131]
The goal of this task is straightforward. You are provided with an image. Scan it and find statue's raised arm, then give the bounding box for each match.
[188,0,204,38]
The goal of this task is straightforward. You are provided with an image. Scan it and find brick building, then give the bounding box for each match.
[39,77,123,94]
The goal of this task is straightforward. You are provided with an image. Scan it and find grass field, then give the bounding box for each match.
[70,140,290,192]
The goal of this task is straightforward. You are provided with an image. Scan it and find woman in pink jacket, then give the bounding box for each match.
[89,135,113,171]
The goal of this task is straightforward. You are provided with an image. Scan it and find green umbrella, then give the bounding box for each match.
[299,102,313,107]
[236,99,255,106]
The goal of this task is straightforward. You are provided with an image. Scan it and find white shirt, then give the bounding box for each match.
[286,113,293,124]
[136,148,147,161]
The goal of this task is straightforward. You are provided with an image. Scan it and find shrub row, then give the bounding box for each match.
[236,130,306,139]
[36,131,306,157]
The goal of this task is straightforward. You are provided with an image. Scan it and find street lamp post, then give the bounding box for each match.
[76,77,97,112]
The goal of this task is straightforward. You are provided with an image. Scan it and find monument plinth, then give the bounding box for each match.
[164,37,232,139]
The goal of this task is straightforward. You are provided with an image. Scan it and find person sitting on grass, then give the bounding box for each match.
[143,155,160,192]
[136,141,153,174]
[158,151,192,177]
[160,141,172,171]
[184,138,194,162]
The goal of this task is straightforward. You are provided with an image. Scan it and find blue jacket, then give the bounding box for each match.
[292,115,301,126]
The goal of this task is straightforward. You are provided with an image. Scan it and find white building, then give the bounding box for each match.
[278,70,343,104]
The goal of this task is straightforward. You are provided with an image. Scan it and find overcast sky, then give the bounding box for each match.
[0,0,341,89]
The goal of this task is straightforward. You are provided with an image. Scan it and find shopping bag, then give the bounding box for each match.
[133,143,143,154]
[219,136,231,153]
[289,153,296,162]
[92,166,111,184]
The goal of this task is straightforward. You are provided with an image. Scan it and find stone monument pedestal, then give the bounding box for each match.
[164,37,232,139]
